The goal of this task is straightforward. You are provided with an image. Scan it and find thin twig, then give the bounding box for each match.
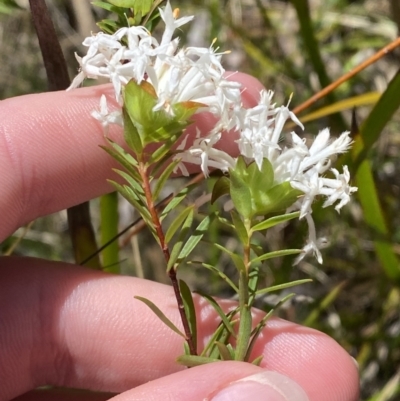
[293,36,400,115]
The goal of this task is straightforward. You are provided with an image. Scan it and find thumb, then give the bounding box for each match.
[111,362,309,401]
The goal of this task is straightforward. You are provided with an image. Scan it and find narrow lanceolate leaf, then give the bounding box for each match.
[248,267,260,306]
[211,242,246,273]
[252,212,300,232]
[167,209,194,271]
[123,107,143,155]
[255,279,312,296]
[215,342,234,360]
[100,141,139,179]
[354,71,400,168]
[113,169,145,199]
[196,292,236,338]
[167,240,184,272]
[179,280,197,353]
[177,215,213,262]
[176,355,220,367]
[108,180,152,223]
[147,133,181,165]
[189,261,239,293]
[295,92,381,126]
[153,158,181,201]
[204,309,238,358]
[160,185,195,221]
[231,210,249,245]
[165,206,194,243]
[251,249,302,265]
[134,296,186,339]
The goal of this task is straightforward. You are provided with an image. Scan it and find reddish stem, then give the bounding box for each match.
[138,161,197,356]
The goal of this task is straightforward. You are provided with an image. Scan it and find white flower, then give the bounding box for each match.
[293,214,328,265]
[158,2,194,48]
[179,130,236,177]
[91,95,123,135]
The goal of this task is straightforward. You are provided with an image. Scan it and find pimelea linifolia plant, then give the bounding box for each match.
[68,0,357,366]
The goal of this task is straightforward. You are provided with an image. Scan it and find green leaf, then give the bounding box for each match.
[251,249,302,265]
[167,240,183,271]
[160,185,194,221]
[252,212,300,232]
[255,279,312,296]
[212,242,246,273]
[251,355,264,366]
[135,296,186,338]
[124,80,171,145]
[123,107,143,154]
[96,19,119,34]
[147,141,175,165]
[153,158,181,201]
[92,1,126,16]
[230,210,249,245]
[108,180,152,223]
[167,208,194,271]
[346,71,400,282]
[107,0,152,14]
[165,206,194,243]
[211,175,230,204]
[248,267,259,305]
[257,182,301,216]
[203,309,238,358]
[215,341,234,360]
[177,215,213,262]
[353,71,400,169]
[189,261,239,293]
[112,169,145,199]
[196,292,236,338]
[230,162,253,219]
[293,92,381,127]
[176,355,220,367]
[179,280,197,353]
[100,139,139,178]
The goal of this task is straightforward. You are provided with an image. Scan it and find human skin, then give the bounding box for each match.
[0,74,359,401]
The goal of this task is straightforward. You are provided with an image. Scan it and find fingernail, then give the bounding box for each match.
[208,371,310,401]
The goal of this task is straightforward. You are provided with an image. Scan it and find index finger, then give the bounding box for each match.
[0,74,264,241]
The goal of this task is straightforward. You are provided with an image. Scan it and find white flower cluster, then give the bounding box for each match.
[181,89,357,264]
[68,2,241,133]
[69,2,357,264]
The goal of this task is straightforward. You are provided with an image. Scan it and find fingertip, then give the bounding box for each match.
[225,71,265,107]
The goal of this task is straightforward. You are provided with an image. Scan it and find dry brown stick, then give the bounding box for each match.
[293,36,400,115]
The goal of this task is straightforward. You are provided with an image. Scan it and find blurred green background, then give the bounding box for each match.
[1,0,400,399]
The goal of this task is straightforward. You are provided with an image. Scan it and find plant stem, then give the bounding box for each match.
[235,225,252,361]
[138,160,197,356]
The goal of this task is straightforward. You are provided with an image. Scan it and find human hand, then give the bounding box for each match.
[0,75,359,401]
